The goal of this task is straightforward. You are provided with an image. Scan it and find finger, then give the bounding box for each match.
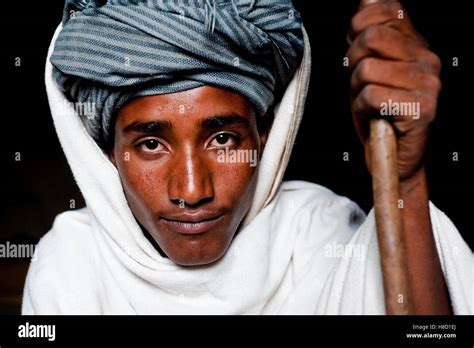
[351,58,442,98]
[352,85,437,130]
[346,25,426,70]
[348,0,424,45]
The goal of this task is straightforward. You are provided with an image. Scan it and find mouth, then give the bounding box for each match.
[160,213,225,235]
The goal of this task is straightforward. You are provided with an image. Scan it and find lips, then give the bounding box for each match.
[160,212,224,235]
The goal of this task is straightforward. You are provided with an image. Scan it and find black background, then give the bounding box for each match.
[1,315,473,345]
[0,0,472,266]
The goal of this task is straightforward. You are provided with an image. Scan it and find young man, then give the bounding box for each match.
[22,0,472,314]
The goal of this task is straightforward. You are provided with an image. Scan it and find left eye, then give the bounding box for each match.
[209,133,236,148]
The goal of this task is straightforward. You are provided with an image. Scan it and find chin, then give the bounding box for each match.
[150,214,239,266]
[158,231,233,267]
[168,245,229,267]
[171,255,222,267]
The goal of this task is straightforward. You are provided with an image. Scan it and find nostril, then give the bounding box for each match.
[172,196,214,209]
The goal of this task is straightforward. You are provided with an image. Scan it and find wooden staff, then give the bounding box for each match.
[359,0,413,314]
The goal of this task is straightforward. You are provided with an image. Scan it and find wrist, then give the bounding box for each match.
[399,166,428,199]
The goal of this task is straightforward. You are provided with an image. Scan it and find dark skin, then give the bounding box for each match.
[110,0,451,313]
[347,0,451,314]
[110,87,268,266]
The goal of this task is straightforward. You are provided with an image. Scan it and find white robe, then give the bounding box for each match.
[22,25,473,315]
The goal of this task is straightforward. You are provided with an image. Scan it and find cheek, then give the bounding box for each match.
[219,143,261,210]
[212,161,258,213]
[116,156,167,217]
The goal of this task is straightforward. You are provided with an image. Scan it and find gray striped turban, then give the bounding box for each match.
[51,0,305,148]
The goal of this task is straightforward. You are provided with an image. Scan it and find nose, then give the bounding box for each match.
[168,144,214,207]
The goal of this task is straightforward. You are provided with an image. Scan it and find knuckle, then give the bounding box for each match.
[384,0,403,17]
[352,59,376,95]
[417,72,442,94]
[361,26,388,51]
[357,58,376,82]
[361,26,380,49]
[432,54,442,73]
[421,97,437,121]
[423,51,442,73]
[360,85,379,108]
[350,15,361,35]
[427,75,442,95]
[350,71,359,92]
[353,86,373,114]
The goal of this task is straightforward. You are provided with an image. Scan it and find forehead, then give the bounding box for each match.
[117,86,256,124]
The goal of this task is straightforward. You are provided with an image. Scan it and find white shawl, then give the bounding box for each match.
[22,25,473,315]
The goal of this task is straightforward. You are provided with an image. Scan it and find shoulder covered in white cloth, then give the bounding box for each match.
[22,181,363,314]
[22,208,102,314]
[22,181,473,314]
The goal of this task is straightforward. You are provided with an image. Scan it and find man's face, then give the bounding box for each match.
[110,86,269,266]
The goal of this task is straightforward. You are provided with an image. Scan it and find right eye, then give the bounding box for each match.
[136,139,166,154]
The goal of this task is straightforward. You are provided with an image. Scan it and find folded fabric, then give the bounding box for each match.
[51,0,305,148]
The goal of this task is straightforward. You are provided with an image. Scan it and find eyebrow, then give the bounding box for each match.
[122,120,172,134]
[200,114,250,130]
[122,114,250,134]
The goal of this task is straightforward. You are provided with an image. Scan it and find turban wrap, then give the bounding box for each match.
[51,0,305,148]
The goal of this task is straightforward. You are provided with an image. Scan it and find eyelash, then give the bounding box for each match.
[134,132,241,155]
[207,132,240,149]
[135,138,167,154]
